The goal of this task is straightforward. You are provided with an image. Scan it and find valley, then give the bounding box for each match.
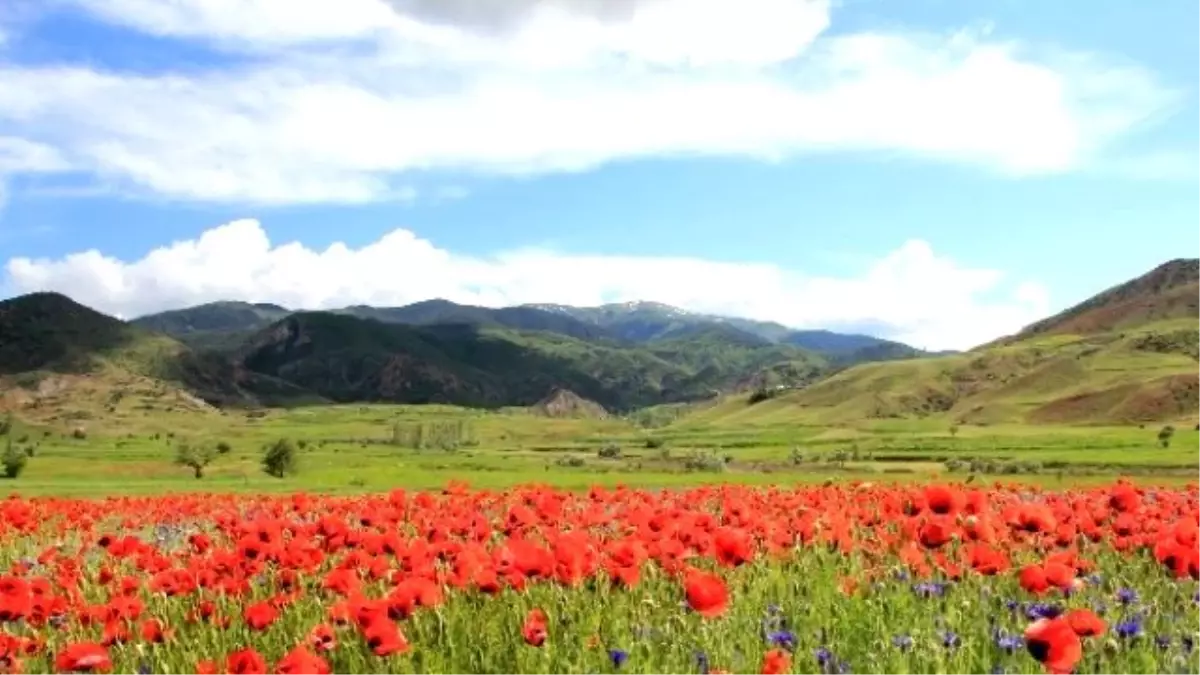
[0,258,1195,497]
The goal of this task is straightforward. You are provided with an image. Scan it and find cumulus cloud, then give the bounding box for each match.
[0,0,1180,204]
[2,219,1050,350]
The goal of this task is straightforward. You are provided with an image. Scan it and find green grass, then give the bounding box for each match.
[2,400,1196,497]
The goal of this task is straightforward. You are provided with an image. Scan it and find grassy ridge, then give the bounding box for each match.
[699,318,1198,427]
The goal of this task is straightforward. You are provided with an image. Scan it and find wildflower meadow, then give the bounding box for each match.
[0,480,1196,674]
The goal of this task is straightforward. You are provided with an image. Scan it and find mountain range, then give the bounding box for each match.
[0,258,1195,424]
[0,292,930,412]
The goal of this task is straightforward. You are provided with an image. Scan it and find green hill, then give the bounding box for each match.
[1,292,188,378]
[0,293,316,413]
[680,260,1199,428]
[234,312,826,410]
[2,293,828,413]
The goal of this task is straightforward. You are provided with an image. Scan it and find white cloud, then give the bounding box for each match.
[0,0,1180,204]
[2,219,1050,350]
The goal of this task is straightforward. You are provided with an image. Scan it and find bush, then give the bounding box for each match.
[555,456,586,468]
[1157,425,1176,448]
[71,428,87,440]
[643,437,665,449]
[943,459,968,473]
[747,388,778,405]
[683,450,726,473]
[597,443,622,459]
[215,441,233,454]
[262,438,299,478]
[3,439,27,479]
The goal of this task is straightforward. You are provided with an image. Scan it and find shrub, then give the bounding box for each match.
[683,450,726,473]
[789,447,806,465]
[747,388,778,405]
[597,443,622,459]
[215,440,233,454]
[943,459,968,473]
[555,456,586,468]
[262,438,299,478]
[644,437,665,449]
[1157,425,1175,448]
[3,439,27,479]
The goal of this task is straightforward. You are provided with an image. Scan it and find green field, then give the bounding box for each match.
[2,397,1196,497]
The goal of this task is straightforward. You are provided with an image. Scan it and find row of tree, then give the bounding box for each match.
[390,420,476,450]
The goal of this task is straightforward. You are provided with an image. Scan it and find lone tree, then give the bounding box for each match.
[174,442,217,479]
[1157,425,1176,449]
[262,438,298,478]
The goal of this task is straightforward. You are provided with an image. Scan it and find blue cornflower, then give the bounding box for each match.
[1115,618,1143,639]
[1024,603,1063,620]
[1091,601,1108,616]
[768,631,798,652]
[913,582,947,598]
[609,649,629,668]
[1116,587,1139,605]
[695,651,710,675]
[1154,635,1171,651]
[894,570,910,581]
[941,631,961,649]
[1003,599,1020,612]
[995,635,1022,654]
[891,635,913,652]
[1085,573,1102,585]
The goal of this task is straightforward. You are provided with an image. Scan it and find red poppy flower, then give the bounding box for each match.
[760,649,791,674]
[1065,609,1106,638]
[1024,617,1083,675]
[54,643,111,674]
[522,608,548,646]
[244,602,279,631]
[274,645,331,675]
[226,648,268,675]
[684,570,729,618]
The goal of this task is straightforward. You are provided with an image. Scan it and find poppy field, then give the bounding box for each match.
[0,480,1197,674]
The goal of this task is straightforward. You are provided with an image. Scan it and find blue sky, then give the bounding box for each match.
[0,0,1196,350]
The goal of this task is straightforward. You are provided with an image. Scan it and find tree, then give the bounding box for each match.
[1157,425,1176,449]
[262,438,298,478]
[174,442,217,479]
[3,437,27,479]
[948,424,960,439]
[0,414,12,437]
